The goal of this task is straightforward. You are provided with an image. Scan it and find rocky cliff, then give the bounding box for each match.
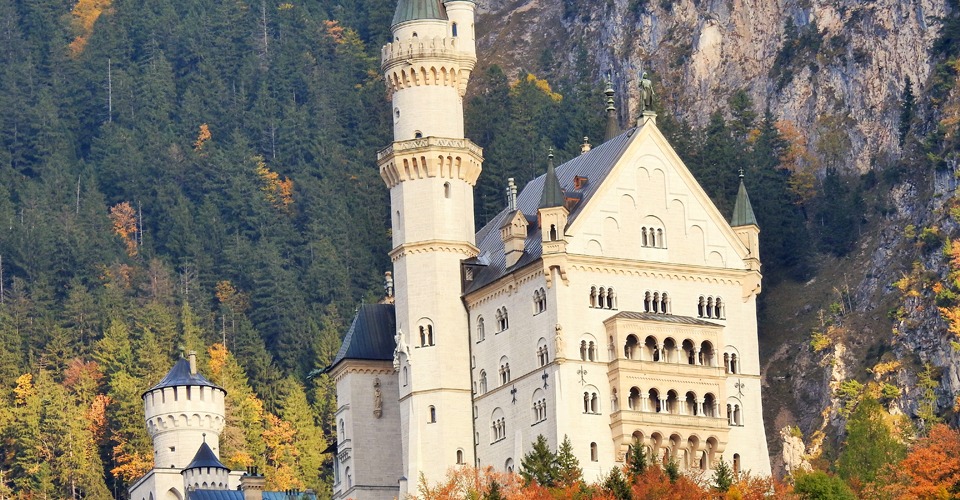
[474,0,959,477]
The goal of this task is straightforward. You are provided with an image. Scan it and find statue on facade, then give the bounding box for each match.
[393,327,409,369]
[373,378,383,418]
[554,323,565,356]
[639,71,654,112]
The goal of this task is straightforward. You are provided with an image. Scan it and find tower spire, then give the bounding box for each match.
[539,149,564,209]
[731,173,757,227]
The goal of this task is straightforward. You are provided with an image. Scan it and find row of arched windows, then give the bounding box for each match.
[724,353,740,374]
[623,388,719,417]
[623,335,716,366]
[476,338,551,395]
[491,418,506,442]
[727,404,744,426]
[641,226,665,248]
[499,360,511,385]
[644,291,670,314]
[533,288,546,314]
[583,391,600,414]
[537,343,550,367]
[580,340,598,362]
[495,308,509,332]
[532,398,547,423]
[697,296,725,319]
[589,286,617,309]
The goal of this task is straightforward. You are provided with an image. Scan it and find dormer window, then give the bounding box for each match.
[574,176,588,189]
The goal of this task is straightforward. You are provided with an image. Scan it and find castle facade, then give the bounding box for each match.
[328,1,771,498]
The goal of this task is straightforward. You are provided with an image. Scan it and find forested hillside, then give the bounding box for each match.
[7,0,960,497]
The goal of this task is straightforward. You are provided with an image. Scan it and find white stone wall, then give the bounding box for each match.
[129,470,185,500]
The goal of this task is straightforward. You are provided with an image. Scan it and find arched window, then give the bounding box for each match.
[339,419,345,442]
[628,387,641,410]
[532,389,547,423]
[477,317,485,342]
[588,341,597,361]
[715,297,724,319]
[734,404,742,425]
[429,405,437,423]
[550,224,558,241]
[403,366,408,386]
[457,449,464,464]
[641,227,648,246]
[606,288,616,309]
[479,370,487,394]
[644,291,652,312]
[724,353,730,373]
[650,229,656,247]
[491,408,506,442]
[698,296,706,318]
[419,324,435,347]
[444,182,451,198]
[657,228,664,247]
[537,338,549,367]
[499,358,511,385]
[733,453,741,474]
[345,467,352,488]
[591,393,599,413]
[727,404,734,426]
[505,458,514,472]
[415,130,423,139]
[624,335,639,360]
[452,22,458,37]
[730,353,739,374]
[496,308,509,331]
[660,292,669,314]
[707,297,715,318]
[580,341,588,361]
[590,286,598,308]
[590,442,598,462]
[534,288,546,314]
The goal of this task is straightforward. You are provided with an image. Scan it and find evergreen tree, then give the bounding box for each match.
[520,434,558,487]
[601,466,631,500]
[626,439,647,480]
[899,77,915,147]
[485,479,505,500]
[837,396,906,486]
[556,434,583,486]
[712,455,734,493]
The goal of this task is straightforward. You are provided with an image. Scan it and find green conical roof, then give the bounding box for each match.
[392,0,447,26]
[539,151,565,209]
[731,178,758,227]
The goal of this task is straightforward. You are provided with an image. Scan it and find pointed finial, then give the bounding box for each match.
[548,148,554,166]
[581,136,591,154]
[202,433,207,443]
[605,74,619,141]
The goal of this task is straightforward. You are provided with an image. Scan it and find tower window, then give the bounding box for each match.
[429,405,437,423]
[444,182,451,198]
[452,22,458,37]
[590,442,598,462]
[415,131,423,139]
[457,449,464,464]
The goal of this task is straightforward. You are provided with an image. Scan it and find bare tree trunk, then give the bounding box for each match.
[0,254,4,305]
[76,175,81,214]
[107,58,113,123]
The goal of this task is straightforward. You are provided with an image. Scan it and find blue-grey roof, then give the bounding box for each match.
[182,442,228,472]
[145,358,224,396]
[392,0,447,26]
[188,490,317,500]
[466,128,636,293]
[330,304,396,368]
[605,311,721,327]
[730,179,758,227]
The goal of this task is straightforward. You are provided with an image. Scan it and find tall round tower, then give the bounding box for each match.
[378,0,481,492]
[143,352,227,469]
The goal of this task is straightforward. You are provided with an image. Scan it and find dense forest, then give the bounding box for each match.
[1,0,957,498]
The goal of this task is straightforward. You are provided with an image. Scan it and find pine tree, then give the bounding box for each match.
[555,435,582,486]
[712,455,734,493]
[520,434,558,487]
[626,438,647,479]
[602,466,631,500]
[899,77,915,146]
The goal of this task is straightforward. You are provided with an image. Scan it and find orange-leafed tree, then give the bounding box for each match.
[263,413,303,491]
[111,438,152,483]
[109,202,138,256]
[194,123,211,152]
[254,156,294,211]
[68,0,112,56]
[881,423,960,499]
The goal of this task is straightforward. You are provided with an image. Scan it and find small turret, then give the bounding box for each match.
[181,436,230,492]
[538,150,568,251]
[731,171,760,271]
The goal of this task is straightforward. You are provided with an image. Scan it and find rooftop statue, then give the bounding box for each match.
[639,71,654,112]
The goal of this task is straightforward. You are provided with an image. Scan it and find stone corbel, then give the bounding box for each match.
[741,273,762,300]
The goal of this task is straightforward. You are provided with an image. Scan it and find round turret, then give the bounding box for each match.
[143,352,227,469]
[181,439,231,491]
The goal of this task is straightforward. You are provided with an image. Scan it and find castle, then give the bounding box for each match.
[327,1,771,498]
[128,352,314,500]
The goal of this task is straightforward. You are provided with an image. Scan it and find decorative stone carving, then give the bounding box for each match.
[639,71,654,112]
[393,327,409,369]
[374,378,383,419]
[554,323,564,357]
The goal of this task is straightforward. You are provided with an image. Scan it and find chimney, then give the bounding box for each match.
[241,466,266,500]
[385,271,394,298]
[188,351,197,375]
[580,136,591,154]
[505,178,518,211]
